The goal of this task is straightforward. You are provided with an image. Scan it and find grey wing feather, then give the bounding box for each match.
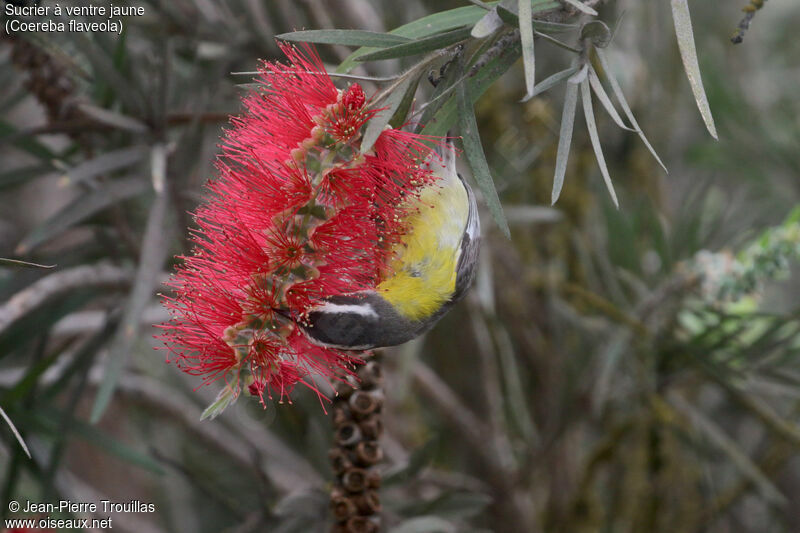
[453,173,480,302]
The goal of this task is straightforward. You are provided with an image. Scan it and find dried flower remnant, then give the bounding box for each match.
[159,44,439,417]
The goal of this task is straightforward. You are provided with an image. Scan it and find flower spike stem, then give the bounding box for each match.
[329,353,384,532]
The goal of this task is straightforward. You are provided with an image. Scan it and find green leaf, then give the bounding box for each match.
[0,290,99,359]
[201,385,240,421]
[78,103,148,133]
[0,352,60,405]
[523,66,578,101]
[581,78,618,207]
[384,437,439,487]
[587,67,634,131]
[72,34,144,113]
[15,176,149,254]
[35,408,165,474]
[91,161,172,423]
[0,120,58,160]
[363,78,415,153]
[399,489,493,520]
[671,395,785,506]
[423,491,493,519]
[518,0,536,100]
[496,2,574,31]
[457,73,510,238]
[596,49,667,172]
[382,6,489,39]
[592,329,632,412]
[357,27,473,62]
[62,145,149,187]
[670,0,718,139]
[0,406,31,459]
[276,29,411,48]
[562,0,598,16]
[551,69,581,205]
[390,517,455,533]
[471,7,504,38]
[0,165,55,191]
[493,323,538,442]
[389,76,422,129]
[581,20,612,48]
[338,5,489,72]
[422,41,523,137]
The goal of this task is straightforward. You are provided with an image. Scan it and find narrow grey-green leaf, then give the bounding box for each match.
[562,0,598,16]
[670,0,718,139]
[201,385,240,421]
[276,29,410,48]
[671,395,785,506]
[0,120,57,160]
[16,176,149,254]
[494,324,538,443]
[78,103,148,133]
[0,406,31,458]
[596,49,667,172]
[519,0,536,100]
[91,150,172,423]
[422,42,523,137]
[337,5,489,72]
[551,78,579,205]
[36,409,164,474]
[569,63,588,84]
[0,258,55,269]
[581,20,611,48]
[581,78,619,207]
[533,30,582,53]
[374,5,486,39]
[0,165,54,190]
[472,7,504,38]
[72,34,143,113]
[356,27,472,61]
[457,79,510,238]
[523,66,578,101]
[587,67,634,131]
[496,3,575,31]
[362,76,415,153]
[390,517,456,533]
[592,329,631,413]
[63,145,148,186]
[389,75,422,129]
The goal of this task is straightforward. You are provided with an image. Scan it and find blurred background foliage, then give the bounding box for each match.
[1,0,800,532]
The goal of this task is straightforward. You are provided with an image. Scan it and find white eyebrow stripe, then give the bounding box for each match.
[316,302,378,318]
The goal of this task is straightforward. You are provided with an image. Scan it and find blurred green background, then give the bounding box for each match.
[2,1,800,532]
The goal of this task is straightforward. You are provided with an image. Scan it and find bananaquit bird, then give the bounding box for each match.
[300,142,480,350]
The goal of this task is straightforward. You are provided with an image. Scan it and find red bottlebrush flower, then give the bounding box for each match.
[159,43,441,415]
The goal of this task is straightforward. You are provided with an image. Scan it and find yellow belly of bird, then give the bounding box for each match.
[378,175,468,321]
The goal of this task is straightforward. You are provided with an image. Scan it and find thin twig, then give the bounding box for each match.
[232,70,400,83]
